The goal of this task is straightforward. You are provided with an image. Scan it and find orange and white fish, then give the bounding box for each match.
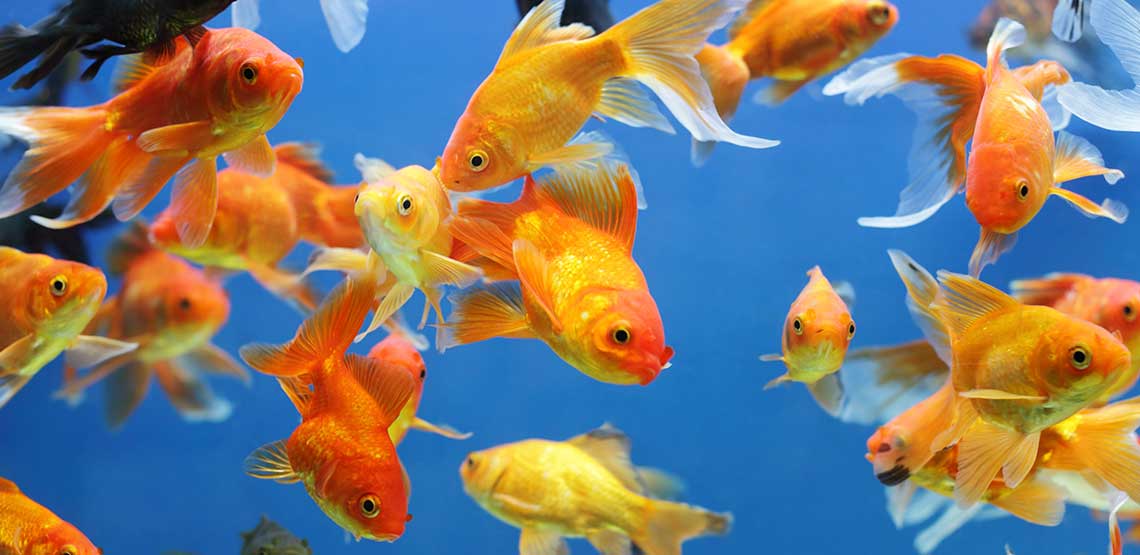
[445,163,673,386]
[0,28,304,247]
[58,223,246,428]
[0,477,100,555]
[695,0,897,163]
[825,19,1125,276]
[368,334,470,445]
[1057,0,1140,132]
[241,280,416,542]
[0,247,135,408]
[760,266,856,415]
[150,143,362,311]
[439,0,777,192]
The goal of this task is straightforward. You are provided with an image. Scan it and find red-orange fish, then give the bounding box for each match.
[368,334,470,445]
[0,28,304,247]
[0,477,100,555]
[241,280,416,542]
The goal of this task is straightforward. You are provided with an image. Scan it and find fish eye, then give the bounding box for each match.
[58,546,77,555]
[240,63,258,84]
[1016,180,1030,201]
[467,150,488,172]
[466,456,477,468]
[868,3,892,25]
[419,369,426,379]
[353,193,360,204]
[397,194,413,216]
[611,325,631,345]
[49,275,68,297]
[847,322,856,339]
[1069,346,1091,370]
[359,494,381,518]
[1125,303,1136,322]
[178,297,192,311]
[792,318,803,335]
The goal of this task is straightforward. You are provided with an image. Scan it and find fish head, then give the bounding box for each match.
[569,288,672,385]
[865,422,918,486]
[965,123,1053,234]
[459,446,512,506]
[782,306,855,377]
[312,454,409,542]
[151,271,231,350]
[203,28,304,130]
[843,0,898,44]
[368,334,427,398]
[27,259,108,339]
[439,113,523,192]
[1035,315,1133,405]
[27,521,101,555]
[355,167,443,252]
[1091,280,1140,354]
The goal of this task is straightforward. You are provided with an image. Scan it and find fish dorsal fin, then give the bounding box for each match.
[0,477,19,493]
[499,0,594,64]
[887,250,953,365]
[566,424,643,494]
[274,142,335,183]
[353,153,396,183]
[344,353,415,427]
[729,0,774,40]
[933,271,1018,341]
[985,18,1027,74]
[534,163,638,251]
[107,220,155,275]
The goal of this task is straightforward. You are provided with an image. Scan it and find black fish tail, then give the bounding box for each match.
[0,25,60,84]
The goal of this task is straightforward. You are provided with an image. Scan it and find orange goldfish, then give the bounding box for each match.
[150,143,362,311]
[368,334,470,445]
[0,477,100,555]
[460,425,731,555]
[241,280,416,542]
[445,163,673,386]
[694,0,897,164]
[880,250,1132,507]
[1057,0,1140,132]
[760,266,856,415]
[825,19,1124,276]
[439,0,777,192]
[0,28,304,248]
[0,247,135,408]
[58,223,246,428]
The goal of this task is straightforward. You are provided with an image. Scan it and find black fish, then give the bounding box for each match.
[515,0,614,32]
[0,0,236,89]
[240,516,311,555]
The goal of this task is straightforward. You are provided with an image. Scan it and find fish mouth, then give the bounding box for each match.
[876,465,911,486]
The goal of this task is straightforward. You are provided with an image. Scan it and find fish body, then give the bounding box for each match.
[446,163,673,386]
[0,27,304,248]
[241,281,416,542]
[460,425,731,555]
[0,477,99,555]
[0,247,134,408]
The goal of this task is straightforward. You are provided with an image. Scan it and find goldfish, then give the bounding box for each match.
[0,28,304,248]
[368,334,471,445]
[0,477,100,555]
[760,266,856,415]
[240,280,416,542]
[444,163,674,386]
[240,516,311,555]
[150,142,362,312]
[460,425,731,555]
[232,0,369,53]
[57,222,245,428]
[1057,0,1140,131]
[439,0,777,192]
[309,156,481,343]
[825,19,1125,276]
[0,247,136,408]
[694,0,897,164]
[873,250,1132,507]
[515,0,614,32]
[0,0,236,88]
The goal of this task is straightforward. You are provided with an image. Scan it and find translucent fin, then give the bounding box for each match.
[512,239,561,331]
[64,336,138,371]
[343,353,415,425]
[244,440,300,483]
[1052,0,1087,41]
[807,373,844,417]
[838,340,947,425]
[956,420,1040,506]
[633,498,732,555]
[519,528,569,555]
[985,18,1028,71]
[968,229,1018,278]
[223,135,275,177]
[1009,273,1089,306]
[169,157,219,248]
[989,478,1066,526]
[1053,131,1125,185]
[31,137,149,229]
[440,282,534,351]
[597,77,674,133]
[566,424,641,492]
[886,250,952,364]
[1057,0,1140,131]
[319,0,369,53]
[154,361,233,423]
[914,502,987,555]
[231,0,262,30]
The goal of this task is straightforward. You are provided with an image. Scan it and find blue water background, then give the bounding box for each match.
[2,1,1139,554]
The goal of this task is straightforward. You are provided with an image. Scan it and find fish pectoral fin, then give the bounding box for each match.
[438,282,534,351]
[754,78,810,106]
[1050,187,1128,223]
[410,417,472,440]
[1052,131,1125,185]
[0,373,32,410]
[806,373,845,417]
[525,140,614,174]
[0,333,37,372]
[169,157,219,248]
[519,527,569,555]
[65,336,138,370]
[419,249,483,288]
[967,228,1018,278]
[357,282,414,343]
[956,420,1040,507]
[183,342,251,385]
[763,373,792,390]
[988,477,1066,526]
[596,77,675,134]
[136,120,215,154]
[511,239,563,333]
[958,389,1047,401]
[223,134,276,177]
[303,247,377,279]
[243,440,300,484]
[586,530,631,555]
[343,353,415,426]
[154,360,233,423]
[758,353,783,363]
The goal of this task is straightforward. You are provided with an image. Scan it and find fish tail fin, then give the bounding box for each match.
[0,105,113,219]
[319,0,369,53]
[826,53,984,228]
[634,499,732,555]
[1008,273,1090,306]
[690,43,752,166]
[104,361,150,430]
[438,282,533,351]
[1057,0,1140,132]
[239,279,376,377]
[969,228,1018,278]
[1062,398,1140,503]
[606,0,779,151]
[984,18,1027,76]
[0,373,32,409]
[153,360,233,423]
[0,25,64,85]
[30,137,151,230]
[106,220,155,275]
[839,340,949,425]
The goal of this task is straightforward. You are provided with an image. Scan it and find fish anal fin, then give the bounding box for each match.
[419,249,483,288]
[956,419,1039,506]
[223,134,276,177]
[519,527,569,555]
[807,373,844,417]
